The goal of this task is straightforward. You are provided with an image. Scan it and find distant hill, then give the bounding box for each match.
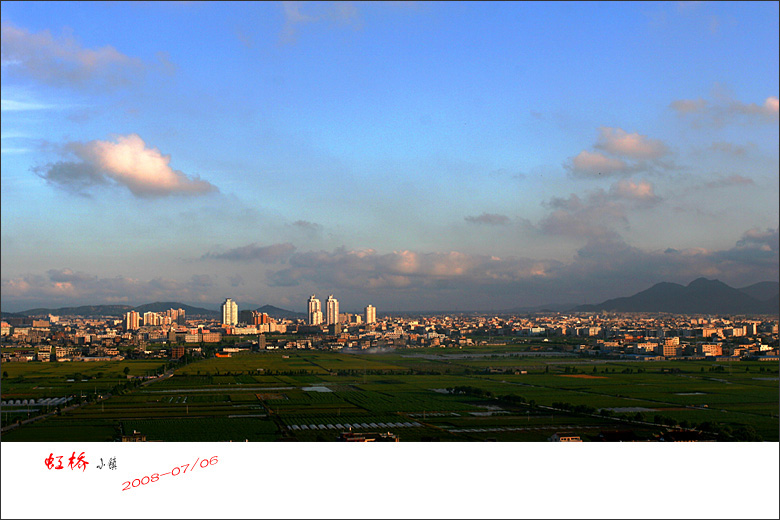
[132,302,218,317]
[255,305,305,319]
[737,281,780,302]
[9,302,220,317]
[14,304,134,317]
[0,311,27,319]
[576,278,779,315]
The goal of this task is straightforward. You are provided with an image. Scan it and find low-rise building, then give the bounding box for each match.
[549,432,582,442]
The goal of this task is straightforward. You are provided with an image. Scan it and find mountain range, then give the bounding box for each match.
[1,302,304,319]
[575,278,779,315]
[2,279,777,318]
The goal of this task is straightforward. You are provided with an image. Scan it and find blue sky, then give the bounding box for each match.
[1,1,778,312]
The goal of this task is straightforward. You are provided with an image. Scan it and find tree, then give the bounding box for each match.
[123,366,130,376]
[732,425,762,442]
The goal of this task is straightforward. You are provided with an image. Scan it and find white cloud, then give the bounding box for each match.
[566,128,671,178]
[0,98,57,111]
[595,127,668,160]
[670,93,779,126]
[266,247,558,290]
[1,147,32,155]
[764,96,779,114]
[1,21,147,90]
[568,150,630,177]
[1,270,219,309]
[36,134,219,197]
[609,179,661,203]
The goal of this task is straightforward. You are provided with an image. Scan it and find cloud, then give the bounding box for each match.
[1,21,148,90]
[676,1,704,12]
[35,134,219,197]
[735,228,778,253]
[704,174,755,189]
[258,228,779,308]
[670,93,779,126]
[709,141,754,157]
[669,98,708,114]
[290,220,324,237]
[189,274,214,289]
[539,180,662,239]
[202,242,296,262]
[266,247,559,290]
[464,213,510,226]
[730,96,778,117]
[566,127,671,178]
[3,228,777,311]
[708,15,720,34]
[609,179,661,204]
[567,150,631,177]
[712,228,779,269]
[563,230,778,302]
[46,268,97,284]
[540,196,625,240]
[764,96,780,114]
[1,270,220,310]
[595,127,668,160]
[280,1,363,44]
[1,98,57,111]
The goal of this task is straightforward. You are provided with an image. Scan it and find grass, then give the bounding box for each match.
[3,350,777,441]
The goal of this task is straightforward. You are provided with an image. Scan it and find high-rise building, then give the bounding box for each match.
[143,311,160,327]
[365,304,376,324]
[326,295,339,326]
[222,298,238,326]
[253,312,273,325]
[125,311,140,331]
[308,295,323,326]
[238,309,254,325]
[165,308,186,325]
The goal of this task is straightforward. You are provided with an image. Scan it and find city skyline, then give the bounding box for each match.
[2,2,778,313]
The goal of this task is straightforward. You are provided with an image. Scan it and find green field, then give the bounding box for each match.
[2,350,777,441]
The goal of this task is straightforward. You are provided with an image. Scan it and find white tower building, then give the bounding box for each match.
[365,304,376,324]
[308,295,323,326]
[125,311,140,331]
[326,295,339,326]
[222,298,238,326]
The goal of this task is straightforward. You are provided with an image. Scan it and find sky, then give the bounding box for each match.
[1,1,778,313]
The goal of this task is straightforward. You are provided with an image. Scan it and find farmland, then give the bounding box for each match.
[2,349,777,441]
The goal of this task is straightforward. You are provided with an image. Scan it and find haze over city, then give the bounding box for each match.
[1,1,778,313]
